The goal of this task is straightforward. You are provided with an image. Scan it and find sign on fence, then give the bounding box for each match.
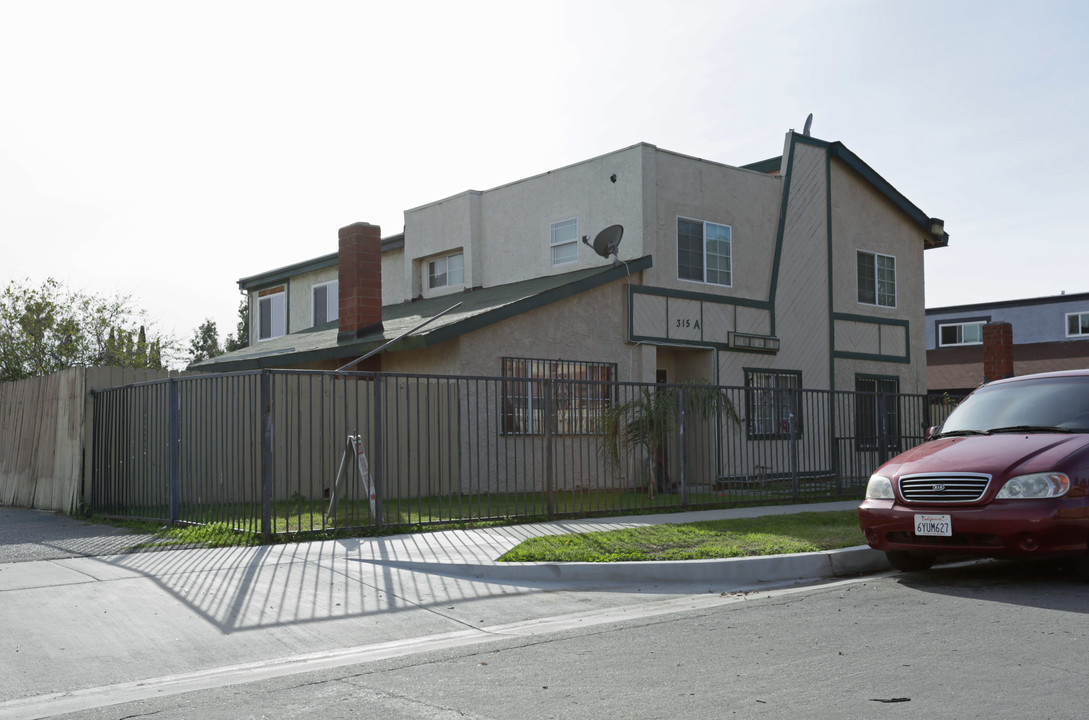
[326,434,375,522]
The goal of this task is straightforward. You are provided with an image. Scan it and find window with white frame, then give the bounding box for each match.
[857,251,896,307]
[938,321,984,347]
[312,280,339,325]
[550,219,578,266]
[258,287,286,341]
[1067,312,1089,338]
[745,370,802,439]
[428,252,464,290]
[678,218,731,286]
[501,357,615,435]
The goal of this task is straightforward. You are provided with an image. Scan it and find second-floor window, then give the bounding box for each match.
[428,252,464,290]
[857,251,896,308]
[938,321,984,347]
[550,219,578,266]
[312,280,338,325]
[1067,312,1089,338]
[678,218,731,286]
[258,287,286,341]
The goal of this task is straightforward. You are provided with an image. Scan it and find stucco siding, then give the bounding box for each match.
[647,149,781,300]
[829,155,927,394]
[771,139,831,390]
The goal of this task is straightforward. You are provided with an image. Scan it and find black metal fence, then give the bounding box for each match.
[89,369,963,539]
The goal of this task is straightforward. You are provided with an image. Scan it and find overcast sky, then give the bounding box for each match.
[3,0,1088,357]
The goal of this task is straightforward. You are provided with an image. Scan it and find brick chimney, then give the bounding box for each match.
[982,321,1014,383]
[338,222,384,342]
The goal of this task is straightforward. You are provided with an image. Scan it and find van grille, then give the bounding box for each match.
[898,473,991,503]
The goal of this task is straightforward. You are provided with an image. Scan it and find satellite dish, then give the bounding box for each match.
[582,224,623,262]
[803,112,813,136]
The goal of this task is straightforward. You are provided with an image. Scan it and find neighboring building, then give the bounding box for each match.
[927,292,1089,396]
[194,128,948,407]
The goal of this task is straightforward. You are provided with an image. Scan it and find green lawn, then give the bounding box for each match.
[498,510,864,562]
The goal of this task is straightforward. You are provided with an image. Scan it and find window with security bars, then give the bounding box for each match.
[855,374,900,451]
[501,357,616,435]
[745,370,802,439]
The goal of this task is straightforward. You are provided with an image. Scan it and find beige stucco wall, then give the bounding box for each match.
[644,148,782,302]
[287,266,339,332]
[403,145,647,299]
[828,154,928,394]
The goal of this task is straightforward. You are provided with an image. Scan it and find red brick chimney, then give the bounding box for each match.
[338,222,384,342]
[982,321,1014,383]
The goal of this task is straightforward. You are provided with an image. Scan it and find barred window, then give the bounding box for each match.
[502,357,616,435]
[745,370,802,439]
[856,374,900,451]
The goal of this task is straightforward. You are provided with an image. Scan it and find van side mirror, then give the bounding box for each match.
[924,425,940,440]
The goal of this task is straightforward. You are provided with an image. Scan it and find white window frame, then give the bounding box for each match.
[1066,312,1089,338]
[312,280,339,326]
[677,217,732,286]
[938,321,984,347]
[550,218,578,266]
[428,252,464,290]
[857,250,896,308]
[257,288,286,342]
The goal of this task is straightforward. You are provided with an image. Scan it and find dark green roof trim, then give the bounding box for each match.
[767,135,798,336]
[834,350,911,365]
[832,312,911,365]
[423,255,653,346]
[194,256,653,372]
[238,253,337,291]
[237,233,406,291]
[629,284,771,309]
[787,134,948,249]
[740,156,782,174]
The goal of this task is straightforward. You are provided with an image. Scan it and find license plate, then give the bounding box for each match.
[915,514,952,537]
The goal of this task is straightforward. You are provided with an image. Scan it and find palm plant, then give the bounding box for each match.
[598,380,740,498]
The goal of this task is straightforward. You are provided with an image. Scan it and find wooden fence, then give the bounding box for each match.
[0,367,176,513]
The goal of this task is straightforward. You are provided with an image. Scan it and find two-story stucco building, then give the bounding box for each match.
[927,292,1089,396]
[195,129,948,409]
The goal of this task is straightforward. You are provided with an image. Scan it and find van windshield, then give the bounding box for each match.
[940,377,1089,435]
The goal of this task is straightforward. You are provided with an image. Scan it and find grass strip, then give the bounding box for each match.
[498,510,863,562]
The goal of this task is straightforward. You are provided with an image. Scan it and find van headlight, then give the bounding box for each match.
[996,472,1070,499]
[865,475,894,499]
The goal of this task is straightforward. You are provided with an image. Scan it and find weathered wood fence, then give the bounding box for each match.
[0,368,177,513]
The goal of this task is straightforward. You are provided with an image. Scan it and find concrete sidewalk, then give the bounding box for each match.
[1,500,886,584]
[0,500,890,713]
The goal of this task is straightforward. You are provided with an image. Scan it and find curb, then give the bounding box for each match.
[363,546,891,588]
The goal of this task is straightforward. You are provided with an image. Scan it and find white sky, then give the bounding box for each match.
[3,0,1088,355]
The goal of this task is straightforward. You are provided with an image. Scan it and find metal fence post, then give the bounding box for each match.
[678,384,687,505]
[372,374,383,529]
[543,378,554,518]
[260,370,273,542]
[877,391,890,467]
[167,379,180,524]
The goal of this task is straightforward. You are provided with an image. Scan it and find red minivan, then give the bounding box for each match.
[858,369,1089,574]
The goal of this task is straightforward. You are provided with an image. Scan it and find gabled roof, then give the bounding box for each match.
[195,255,653,371]
[757,135,949,249]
